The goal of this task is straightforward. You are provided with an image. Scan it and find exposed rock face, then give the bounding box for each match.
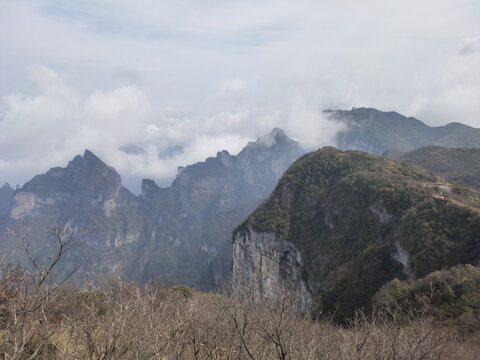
[232,226,311,313]
[10,192,55,219]
[0,129,304,287]
[139,128,305,287]
[9,150,137,230]
[0,150,147,282]
[232,147,480,319]
[393,241,413,279]
[0,183,14,218]
[368,201,393,223]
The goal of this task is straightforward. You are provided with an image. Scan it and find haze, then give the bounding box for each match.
[1,0,479,192]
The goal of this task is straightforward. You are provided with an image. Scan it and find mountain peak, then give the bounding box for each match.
[66,150,111,172]
[21,150,121,199]
[140,178,162,201]
[271,127,286,136]
[244,127,296,151]
[1,183,13,191]
[233,146,480,317]
[444,122,468,129]
[83,149,110,168]
[267,127,289,140]
[83,149,97,158]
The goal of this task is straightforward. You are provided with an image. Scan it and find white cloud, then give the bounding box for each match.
[460,35,480,54]
[215,77,248,97]
[407,35,480,126]
[0,67,256,192]
[0,0,480,190]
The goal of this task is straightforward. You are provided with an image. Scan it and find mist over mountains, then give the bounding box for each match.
[2,2,480,356]
[0,126,303,286]
[328,108,480,154]
[0,108,479,289]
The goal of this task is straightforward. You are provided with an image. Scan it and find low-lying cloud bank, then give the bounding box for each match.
[0,66,342,192]
[1,1,479,192]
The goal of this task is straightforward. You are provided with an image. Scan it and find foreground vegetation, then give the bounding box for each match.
[2,272,480,360]
[0,221,478,359]
[375,264,480,340]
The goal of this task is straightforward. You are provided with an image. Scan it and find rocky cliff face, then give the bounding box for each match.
[232,226,311,312]
[0,150,147,281]
[138,128,305,287]
[0,183,14,219]
[232,147,480,318]
[10,150,125,220]
[0,129,305,286]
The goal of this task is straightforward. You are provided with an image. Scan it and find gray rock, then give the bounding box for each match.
[232,226,311,313]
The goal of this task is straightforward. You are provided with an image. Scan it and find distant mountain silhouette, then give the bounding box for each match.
[327,108,480,154]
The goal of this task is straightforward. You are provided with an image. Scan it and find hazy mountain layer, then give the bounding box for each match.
[0,150,148,281]
[2,108,479,289]
[329,108,480,154]
[0,183,14,219]
[0,129,304,287]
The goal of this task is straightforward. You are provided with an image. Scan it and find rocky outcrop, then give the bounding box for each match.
[0,183,14,218]
[10,192,56,219]
[140,128,305,287]
[393,241,413,279]
[0,150,147,282]
[9,150,134,222]
[232,226,311,313]
[0,129,305,287]
[232,147,480,319]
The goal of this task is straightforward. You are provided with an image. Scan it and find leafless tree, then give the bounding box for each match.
[0,219,93,359]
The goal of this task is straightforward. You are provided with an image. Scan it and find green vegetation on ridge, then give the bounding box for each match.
[396,145,480,190]
[236,147,480,320]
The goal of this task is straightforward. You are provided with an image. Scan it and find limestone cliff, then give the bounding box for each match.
[0,183,14,218]
[0,129,304,286]
[232,147,480,318]
[0,150,147,281]
[232,226,311,312]
[139,128,304,287]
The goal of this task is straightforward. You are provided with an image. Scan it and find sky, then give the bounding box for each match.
[1,0,479,193]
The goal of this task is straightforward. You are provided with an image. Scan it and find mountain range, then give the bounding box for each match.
[328,107,480,154]
[0,128,303,286]
[0,108,479,290]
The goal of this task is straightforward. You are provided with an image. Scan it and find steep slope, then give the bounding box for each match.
[138,128,304,287]
[327,108,480,154]
[0,183,14,218]
[0,150,148,281]
[232,147,480,320]
[394,146,480,190]
[0,129,304,287]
